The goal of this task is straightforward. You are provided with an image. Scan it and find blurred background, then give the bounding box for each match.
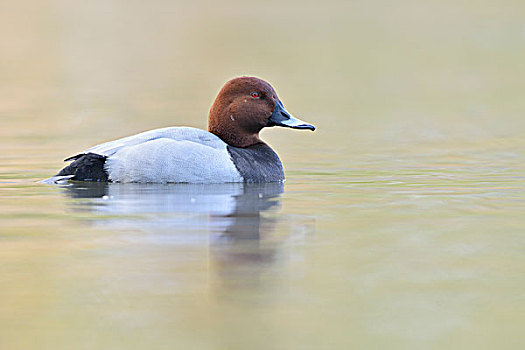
[1,0,524,349]
[2,0,524,150]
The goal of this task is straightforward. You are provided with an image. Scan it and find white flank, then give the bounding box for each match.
[72,127,243,183]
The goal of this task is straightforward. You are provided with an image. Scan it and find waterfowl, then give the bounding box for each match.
[45,77,315,183]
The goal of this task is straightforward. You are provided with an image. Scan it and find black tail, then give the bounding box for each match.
[56,153,109,182]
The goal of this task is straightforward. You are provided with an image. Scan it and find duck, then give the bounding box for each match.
[44,76,315,184]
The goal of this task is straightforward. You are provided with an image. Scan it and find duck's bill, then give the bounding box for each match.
[267,99,315,131]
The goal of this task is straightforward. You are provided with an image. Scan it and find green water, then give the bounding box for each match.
[1,1,524,349]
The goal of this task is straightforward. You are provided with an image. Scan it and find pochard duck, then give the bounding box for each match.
[46,77,315,184]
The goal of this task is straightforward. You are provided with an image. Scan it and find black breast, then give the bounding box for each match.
[227,143,285,182]
[56,153,109,182]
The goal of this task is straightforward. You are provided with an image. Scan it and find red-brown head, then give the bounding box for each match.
[208,77,315,148]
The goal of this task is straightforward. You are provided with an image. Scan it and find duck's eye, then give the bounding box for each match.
[251,92,259,98]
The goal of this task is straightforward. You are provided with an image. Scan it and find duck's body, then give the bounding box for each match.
[55,127,284,183]
[46,77,314,184]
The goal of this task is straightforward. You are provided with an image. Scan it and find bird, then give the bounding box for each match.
[44,76,315,184]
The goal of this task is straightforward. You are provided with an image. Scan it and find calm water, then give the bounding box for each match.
[2,1,525,349]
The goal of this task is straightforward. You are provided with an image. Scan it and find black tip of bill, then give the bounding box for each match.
[287,123,316,131]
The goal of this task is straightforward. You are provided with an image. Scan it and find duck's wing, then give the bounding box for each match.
[104,137,242,183]
[65,127,224,161]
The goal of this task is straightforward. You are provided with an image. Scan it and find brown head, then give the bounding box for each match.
[208,77,315,148]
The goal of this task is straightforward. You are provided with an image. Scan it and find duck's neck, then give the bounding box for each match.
[209,127,263,148]
[208,116,264,148]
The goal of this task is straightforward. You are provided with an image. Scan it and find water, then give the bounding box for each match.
[2,1,525,349]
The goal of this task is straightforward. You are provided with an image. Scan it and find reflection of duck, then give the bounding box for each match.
[62,181,283,240]
[62,182,312,295]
